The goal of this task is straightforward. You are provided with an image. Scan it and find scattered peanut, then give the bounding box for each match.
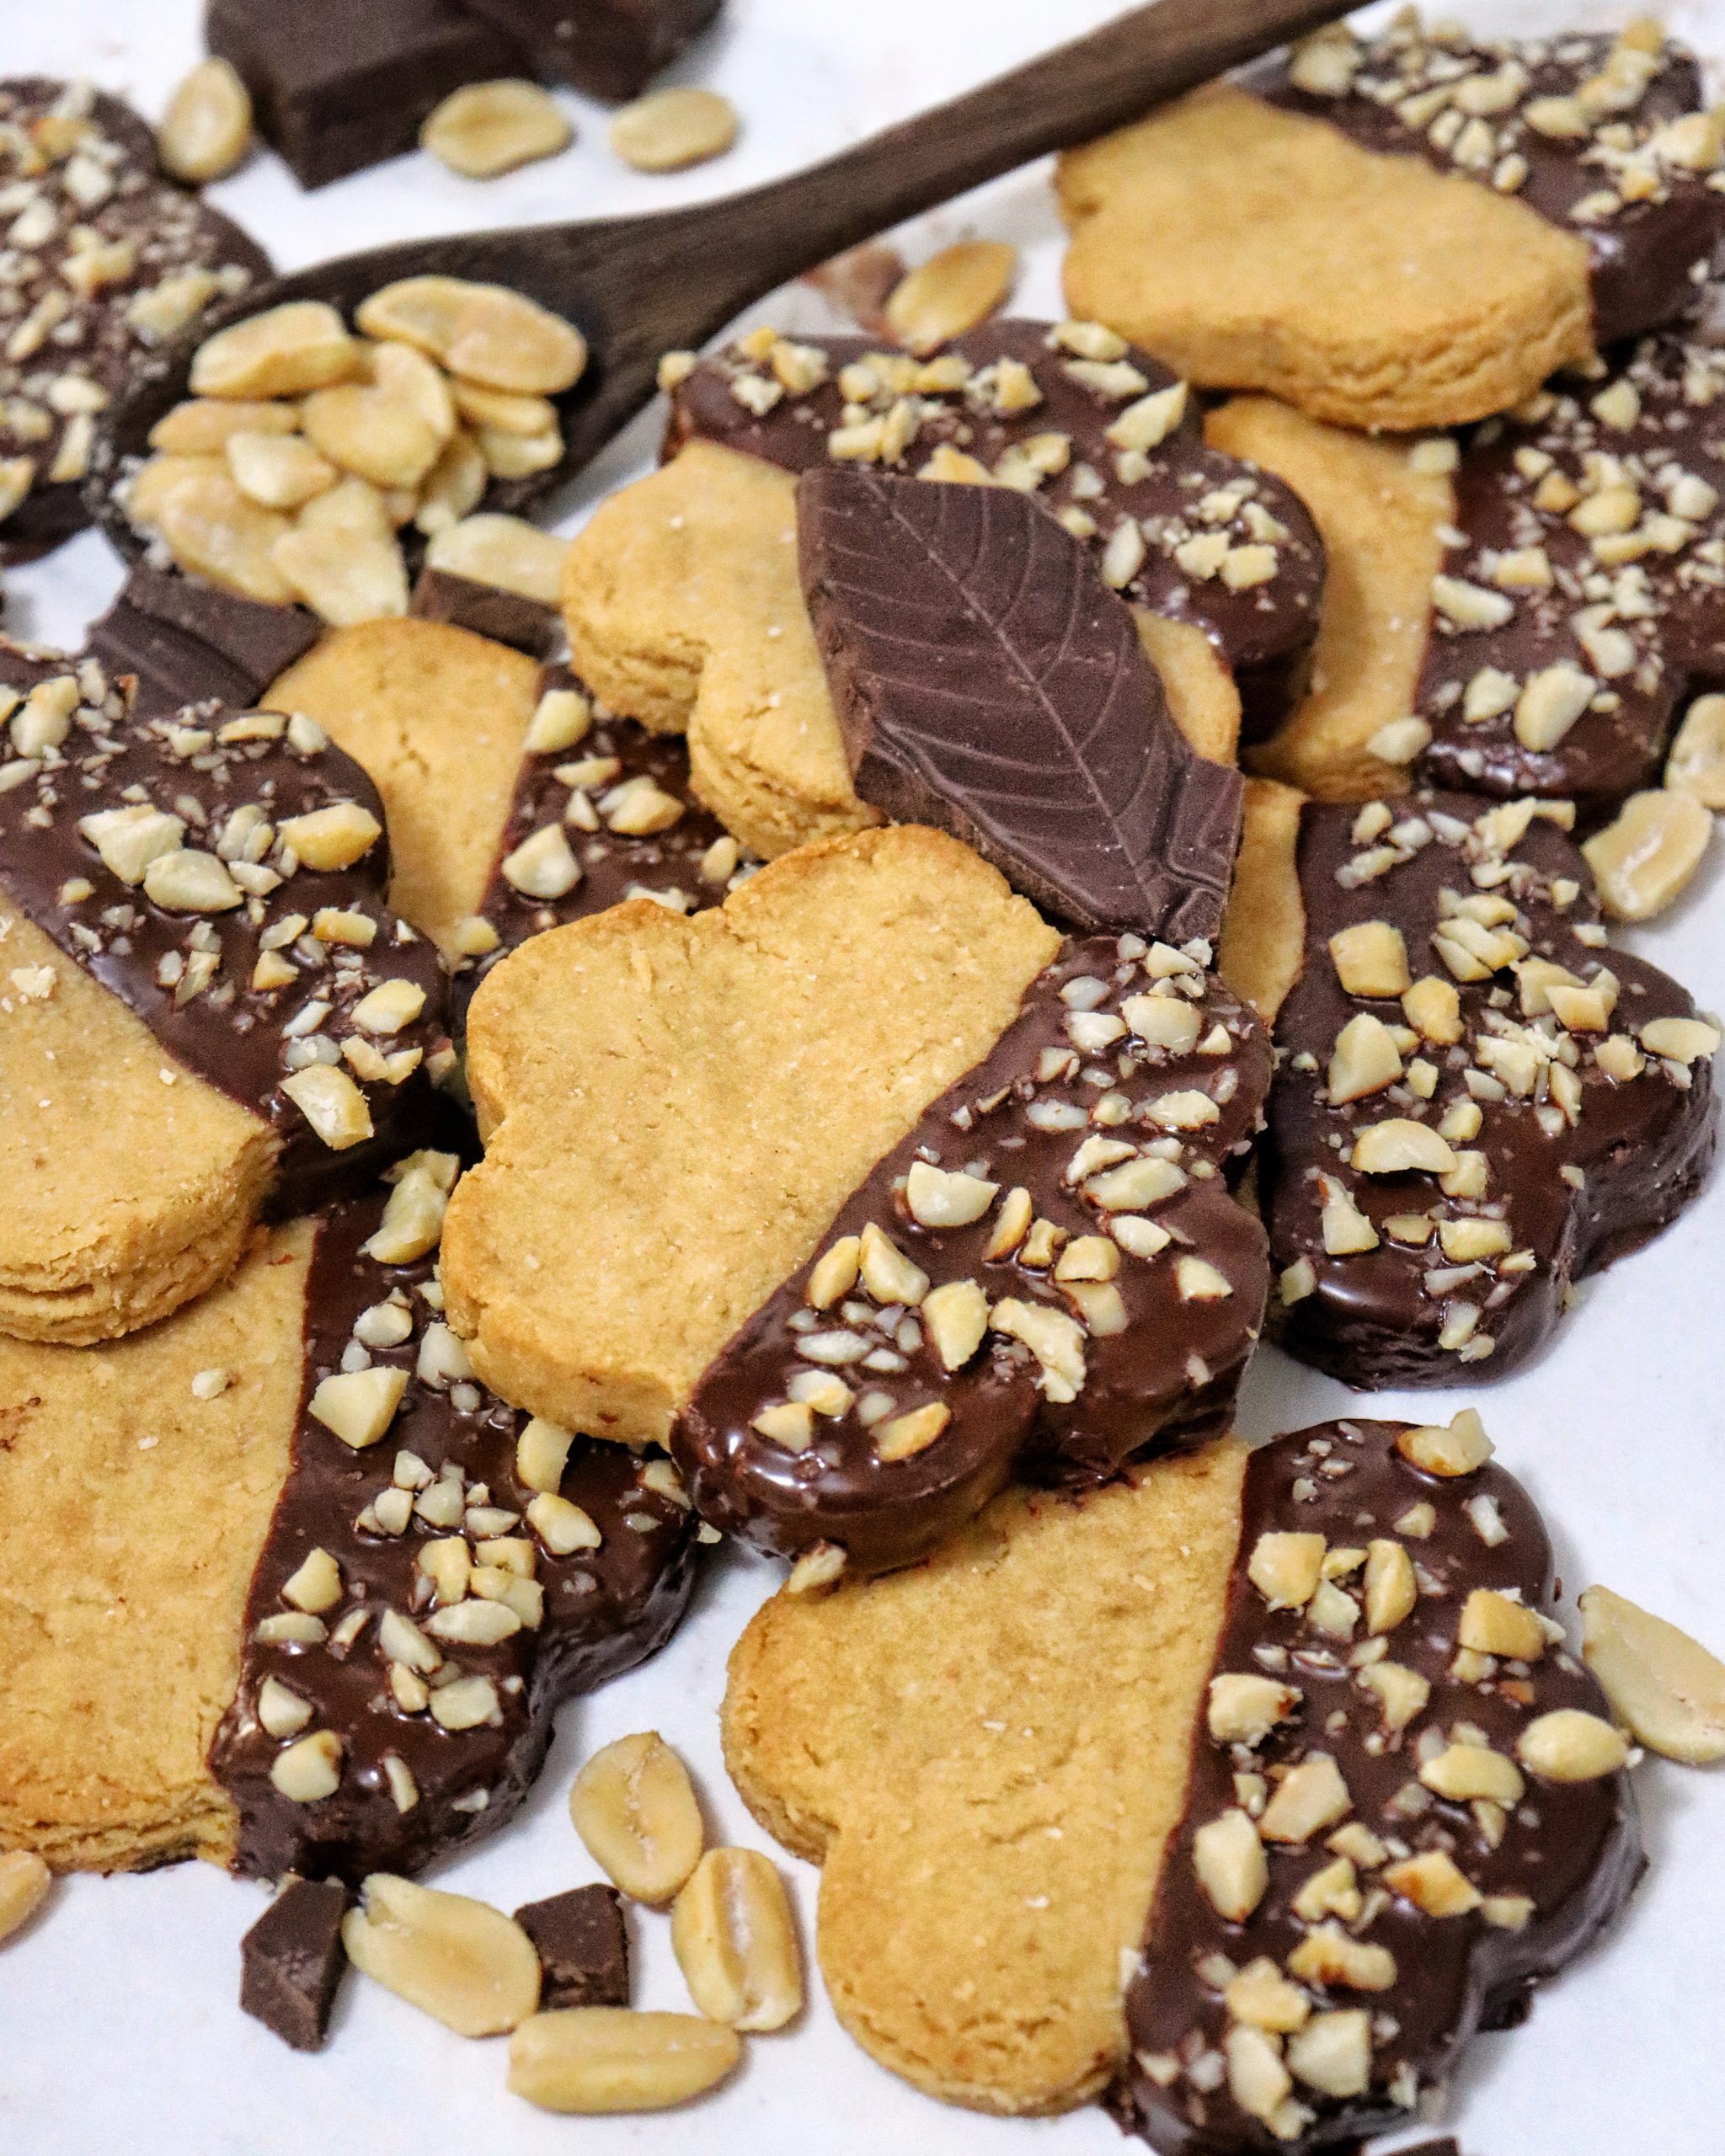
[610,86,739,173]
[671,1848,803,2031]
[570,1732,703,1905]
[158,58,253,183]
[343,1874,541,2035]
[1581,1585,1725,1764]
[508,2009,741,2112]
[422,79,572,179]
[884,241,1017,357]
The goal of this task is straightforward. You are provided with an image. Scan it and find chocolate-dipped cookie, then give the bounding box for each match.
[1117,1415,1642,2153]
[1060,18,1725,435]
[259,620,744,1011]
[665,318,1324,754]
[0,636,444,1342]
[1212,324,1725,814]
[0,78,268,554]
[724,1414,1642,2135]
[0,1157,699,1878]
[676,929,1270,1572]
[1226,785,1717,1388]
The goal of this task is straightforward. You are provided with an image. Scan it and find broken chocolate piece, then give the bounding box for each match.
[1118,1416,1642,2154]
[206,0,522,189]
[1265,26,1725,355]
[411,566,563,660]
[1413,328,1725,814]
[1256,792,1717,1387]
[0,78,268,553]
[669,321,1324,746]
[240,1876,348,2050]
[0,640,446,1218]
[209,1175,701,1882]
[798,466,1243,942]
[461,0,720,101]
[515,1884,630,2008]
[676,931,1271,1572]
[88,568,319,714]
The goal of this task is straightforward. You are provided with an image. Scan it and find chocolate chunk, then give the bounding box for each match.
[669,321,1324,743]
[89,568,319,714]
[209,1180,702,1883]
[1261,792,1717,1388]
[1264,27,1725,351]
[0,78,268,553]
[410,567,563,660]
[0,640,446,1218]
[514,1885,629,2008]
[206,0,523,189]
[1413,326,1725,814]
[676,932,1271,1572]
[460,0,720,101]
[798,465,1243,942]
[454,660,736,1029]
[1118,1417,1643,2153]
[239,1877,348,2051]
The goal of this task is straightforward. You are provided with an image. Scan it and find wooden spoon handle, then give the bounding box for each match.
[690,0,1350,300]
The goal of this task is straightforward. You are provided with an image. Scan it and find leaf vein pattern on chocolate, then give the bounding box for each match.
[798,466,1243,941]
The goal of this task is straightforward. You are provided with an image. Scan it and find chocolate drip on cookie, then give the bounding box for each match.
[665,320,1324,740]
[0,641,445,1214]
[210,1166,699,1882]
[1263,792,1717,1388]
[1116,1417,1643,2154]
[1412,327,1725,813]
[0,78,269,552]
[675,931,1271,1572]
[453,660,743,1023]
[1264,22,1725,351]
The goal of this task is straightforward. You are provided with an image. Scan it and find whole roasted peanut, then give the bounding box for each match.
[670,1847,803,2031]
[570,1732,703,1905]
[508,2008,741,2112]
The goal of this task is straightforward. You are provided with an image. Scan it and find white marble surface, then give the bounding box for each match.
[2,4,1722,2152]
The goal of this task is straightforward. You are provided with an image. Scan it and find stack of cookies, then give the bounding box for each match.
[3,13,1725,2156]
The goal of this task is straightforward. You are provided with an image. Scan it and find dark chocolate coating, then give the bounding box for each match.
[0,79,269,554]
[453,660,734,1028]
[1262,29,1725,352]
[515,1884,630,2008]
[667,321,1325,742]
[1413,328,1725,814]
[206,0,521,190]
[798,465,1243,942]
[240,1877,349,2051]
[460,0,720,101]
[676,933,1271,1572]
[410,568,563,660]
[1116,1418,1643,2155]
[1263,794,1717,1389]
[209,1183,701,1883]
[0,640,446,1218]
[89,568,320,713]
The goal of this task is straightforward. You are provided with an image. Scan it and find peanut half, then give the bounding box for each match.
[570,1731,704,1905]
[509,2009,741,2112]
[1581,1583,1725,1764]
[341,1874,540,2036]
[670,1847,803,2031]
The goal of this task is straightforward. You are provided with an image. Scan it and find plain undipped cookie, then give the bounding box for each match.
[442,824,1061,1444]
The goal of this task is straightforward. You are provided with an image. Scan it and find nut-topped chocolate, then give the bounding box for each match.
[1406,326,1725,812]
[665,318,1324,747]
[452,660,747,1022]
[675,930,1271,1573]
[0,78,268,552]
[211,1158,701,1882]
[1256,791,1717,1388]
[1118,1414,1643,2153]
[1270,19,1725,354]
[0,638,446,1216]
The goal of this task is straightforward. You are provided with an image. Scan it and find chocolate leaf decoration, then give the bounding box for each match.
[797,465,1243,940]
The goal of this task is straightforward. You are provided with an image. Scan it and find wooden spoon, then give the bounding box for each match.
[89,0,1348,553]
